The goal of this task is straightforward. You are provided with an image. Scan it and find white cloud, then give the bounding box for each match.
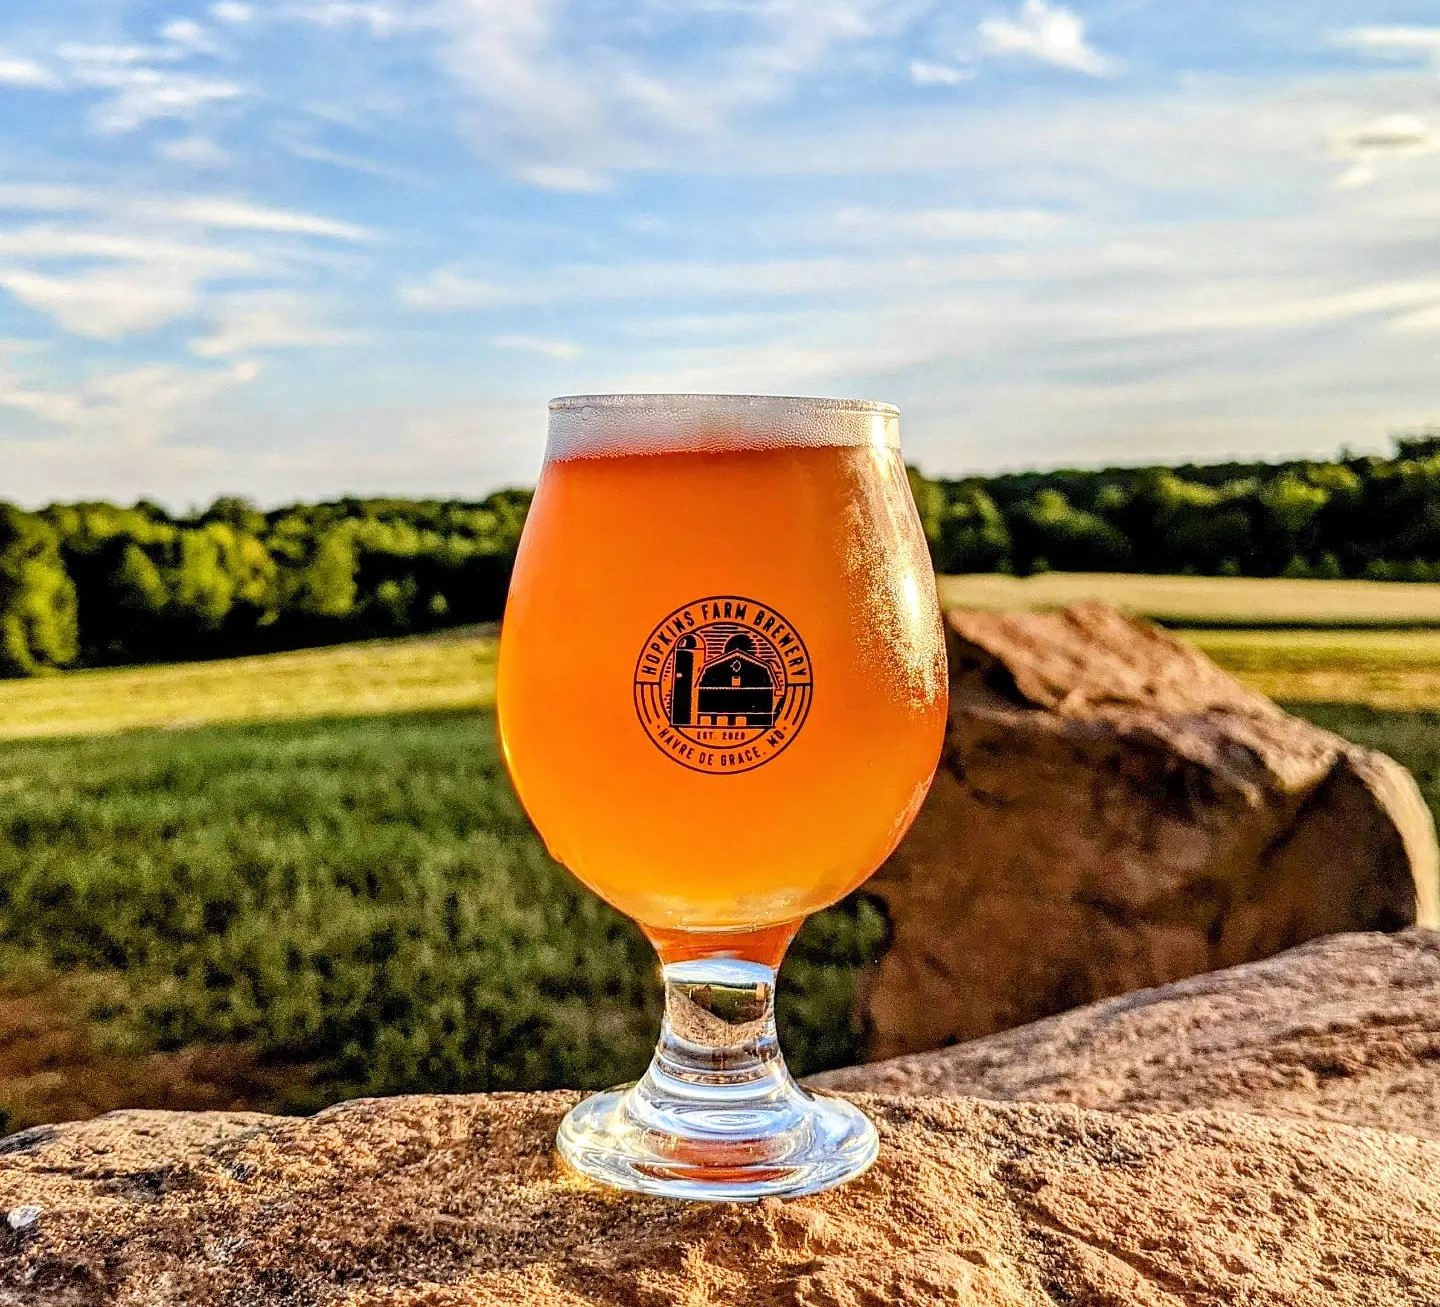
[190,291,364,357]
[430,0,911,186]
[1332,26,1440,64]
[0,359,262,498]
[159,19,220,56]
[283,2,425,37]
[0,188,369,343]
[512,163,613,194]
[210,2,254,23]
[908,60,973,87]
[0,184,95,212]
[402,252,1047,313]
[57,42,246,132]
[977,1,1121,77]
[0,267,208,339]
[278,136,415,182]
[1389,303,1440,332]
[0,225,258,270]
[0,52,58,88]
[1333,114,1439,188]
[833,205,1064,241]
[0,184,369,242]
[491,334,579,360]
[158,134,233,166]
[400,268,516,310]
[167,197,372,240]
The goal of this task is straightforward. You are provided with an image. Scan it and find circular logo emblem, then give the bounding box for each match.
[634,595,814,775]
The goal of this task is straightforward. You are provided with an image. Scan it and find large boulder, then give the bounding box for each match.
[860,602,1439,1060]
[816,927,1440,1138]
[3,931,1440,1305]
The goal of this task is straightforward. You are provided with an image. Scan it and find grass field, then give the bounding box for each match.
[1,572,1437,1131]
[3,575,1436,746]
[938,572,1440,629]
[0,710,882,1129]
[0,631,497,741]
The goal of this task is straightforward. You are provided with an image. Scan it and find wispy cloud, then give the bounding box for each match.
[0,267,209,339]
[977,1,1121,77]
[157,134,233,166]
[0,184,370,241]
[1332,26,1440,64]
[908,60,973,87]
[400,268,515,311]
[832,205,1065,241]
[0,356,270,509]
[491,333,579,360]
[1333,114,1440,188]
[0,186,370,342]
[429,0,910,186]
[167,197,372,240]
[190,291,364,357]
[55,40,246,133]
[0,51,58,88]
[159,19,221,56]
[0,358,260,441]
[291,2,426,36]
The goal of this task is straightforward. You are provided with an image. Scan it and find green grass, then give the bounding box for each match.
[938,572,1440,628]
[1281,703,1440,809]
[0,631,497,741]
[4,574,1440,1128]
[1191,628,1440,710]
[0,709,882,1123]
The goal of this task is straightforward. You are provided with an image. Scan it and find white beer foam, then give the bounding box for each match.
[546,393,900,461]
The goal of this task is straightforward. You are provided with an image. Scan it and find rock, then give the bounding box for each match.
[6,933,1440,1304]
[1,1089,1438,1305]
[861,602,1440,1060]
[815,927,1440,1138]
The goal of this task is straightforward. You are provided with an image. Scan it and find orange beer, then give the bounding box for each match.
[498,396,947,965]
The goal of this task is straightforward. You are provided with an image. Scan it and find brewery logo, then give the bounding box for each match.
[634,595,813,775]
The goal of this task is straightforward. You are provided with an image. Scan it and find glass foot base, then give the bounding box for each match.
[557,1080,879,1202]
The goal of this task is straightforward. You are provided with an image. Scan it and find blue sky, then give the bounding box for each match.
[0,0,1438,506]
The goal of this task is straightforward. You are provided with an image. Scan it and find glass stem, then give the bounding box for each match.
[649,956,788,1091]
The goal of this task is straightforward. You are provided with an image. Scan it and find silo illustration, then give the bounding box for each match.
[669,633,698,726]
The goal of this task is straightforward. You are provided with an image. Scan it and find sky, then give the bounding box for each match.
[0,1,1438,507]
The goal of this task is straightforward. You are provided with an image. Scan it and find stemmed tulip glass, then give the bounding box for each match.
[498,394,947,1200]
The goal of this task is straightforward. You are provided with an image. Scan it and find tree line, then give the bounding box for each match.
[3,432,1440,676]
[907,431,1440,584]
[0,492,530,676]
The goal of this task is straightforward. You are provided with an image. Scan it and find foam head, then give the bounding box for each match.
[546,393,900,461]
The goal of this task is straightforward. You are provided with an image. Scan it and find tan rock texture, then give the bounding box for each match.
[816,927,1440,1138]
[862,601,1440,1060]
[3,931,1440,1305]
[2,1090,1439,1306]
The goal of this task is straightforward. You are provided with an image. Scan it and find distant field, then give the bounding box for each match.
[938,572,1440,628]
[2,574,1440,1130]
[5,576,1439,741]
[1191,629,1440,711]
[0,632,497,741]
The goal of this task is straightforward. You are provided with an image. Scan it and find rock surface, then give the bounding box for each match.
[2,1090,1439,1306]
[3,931,1440,1305]
[863,602,1440,1060]
[817,927,1440,1138]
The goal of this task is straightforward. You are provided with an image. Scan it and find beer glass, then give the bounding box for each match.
[498,394,947,1200]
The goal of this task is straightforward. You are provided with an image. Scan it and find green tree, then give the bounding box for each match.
[937,484,1012,573]
[0,506,79,676]
[905,465,945,556]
